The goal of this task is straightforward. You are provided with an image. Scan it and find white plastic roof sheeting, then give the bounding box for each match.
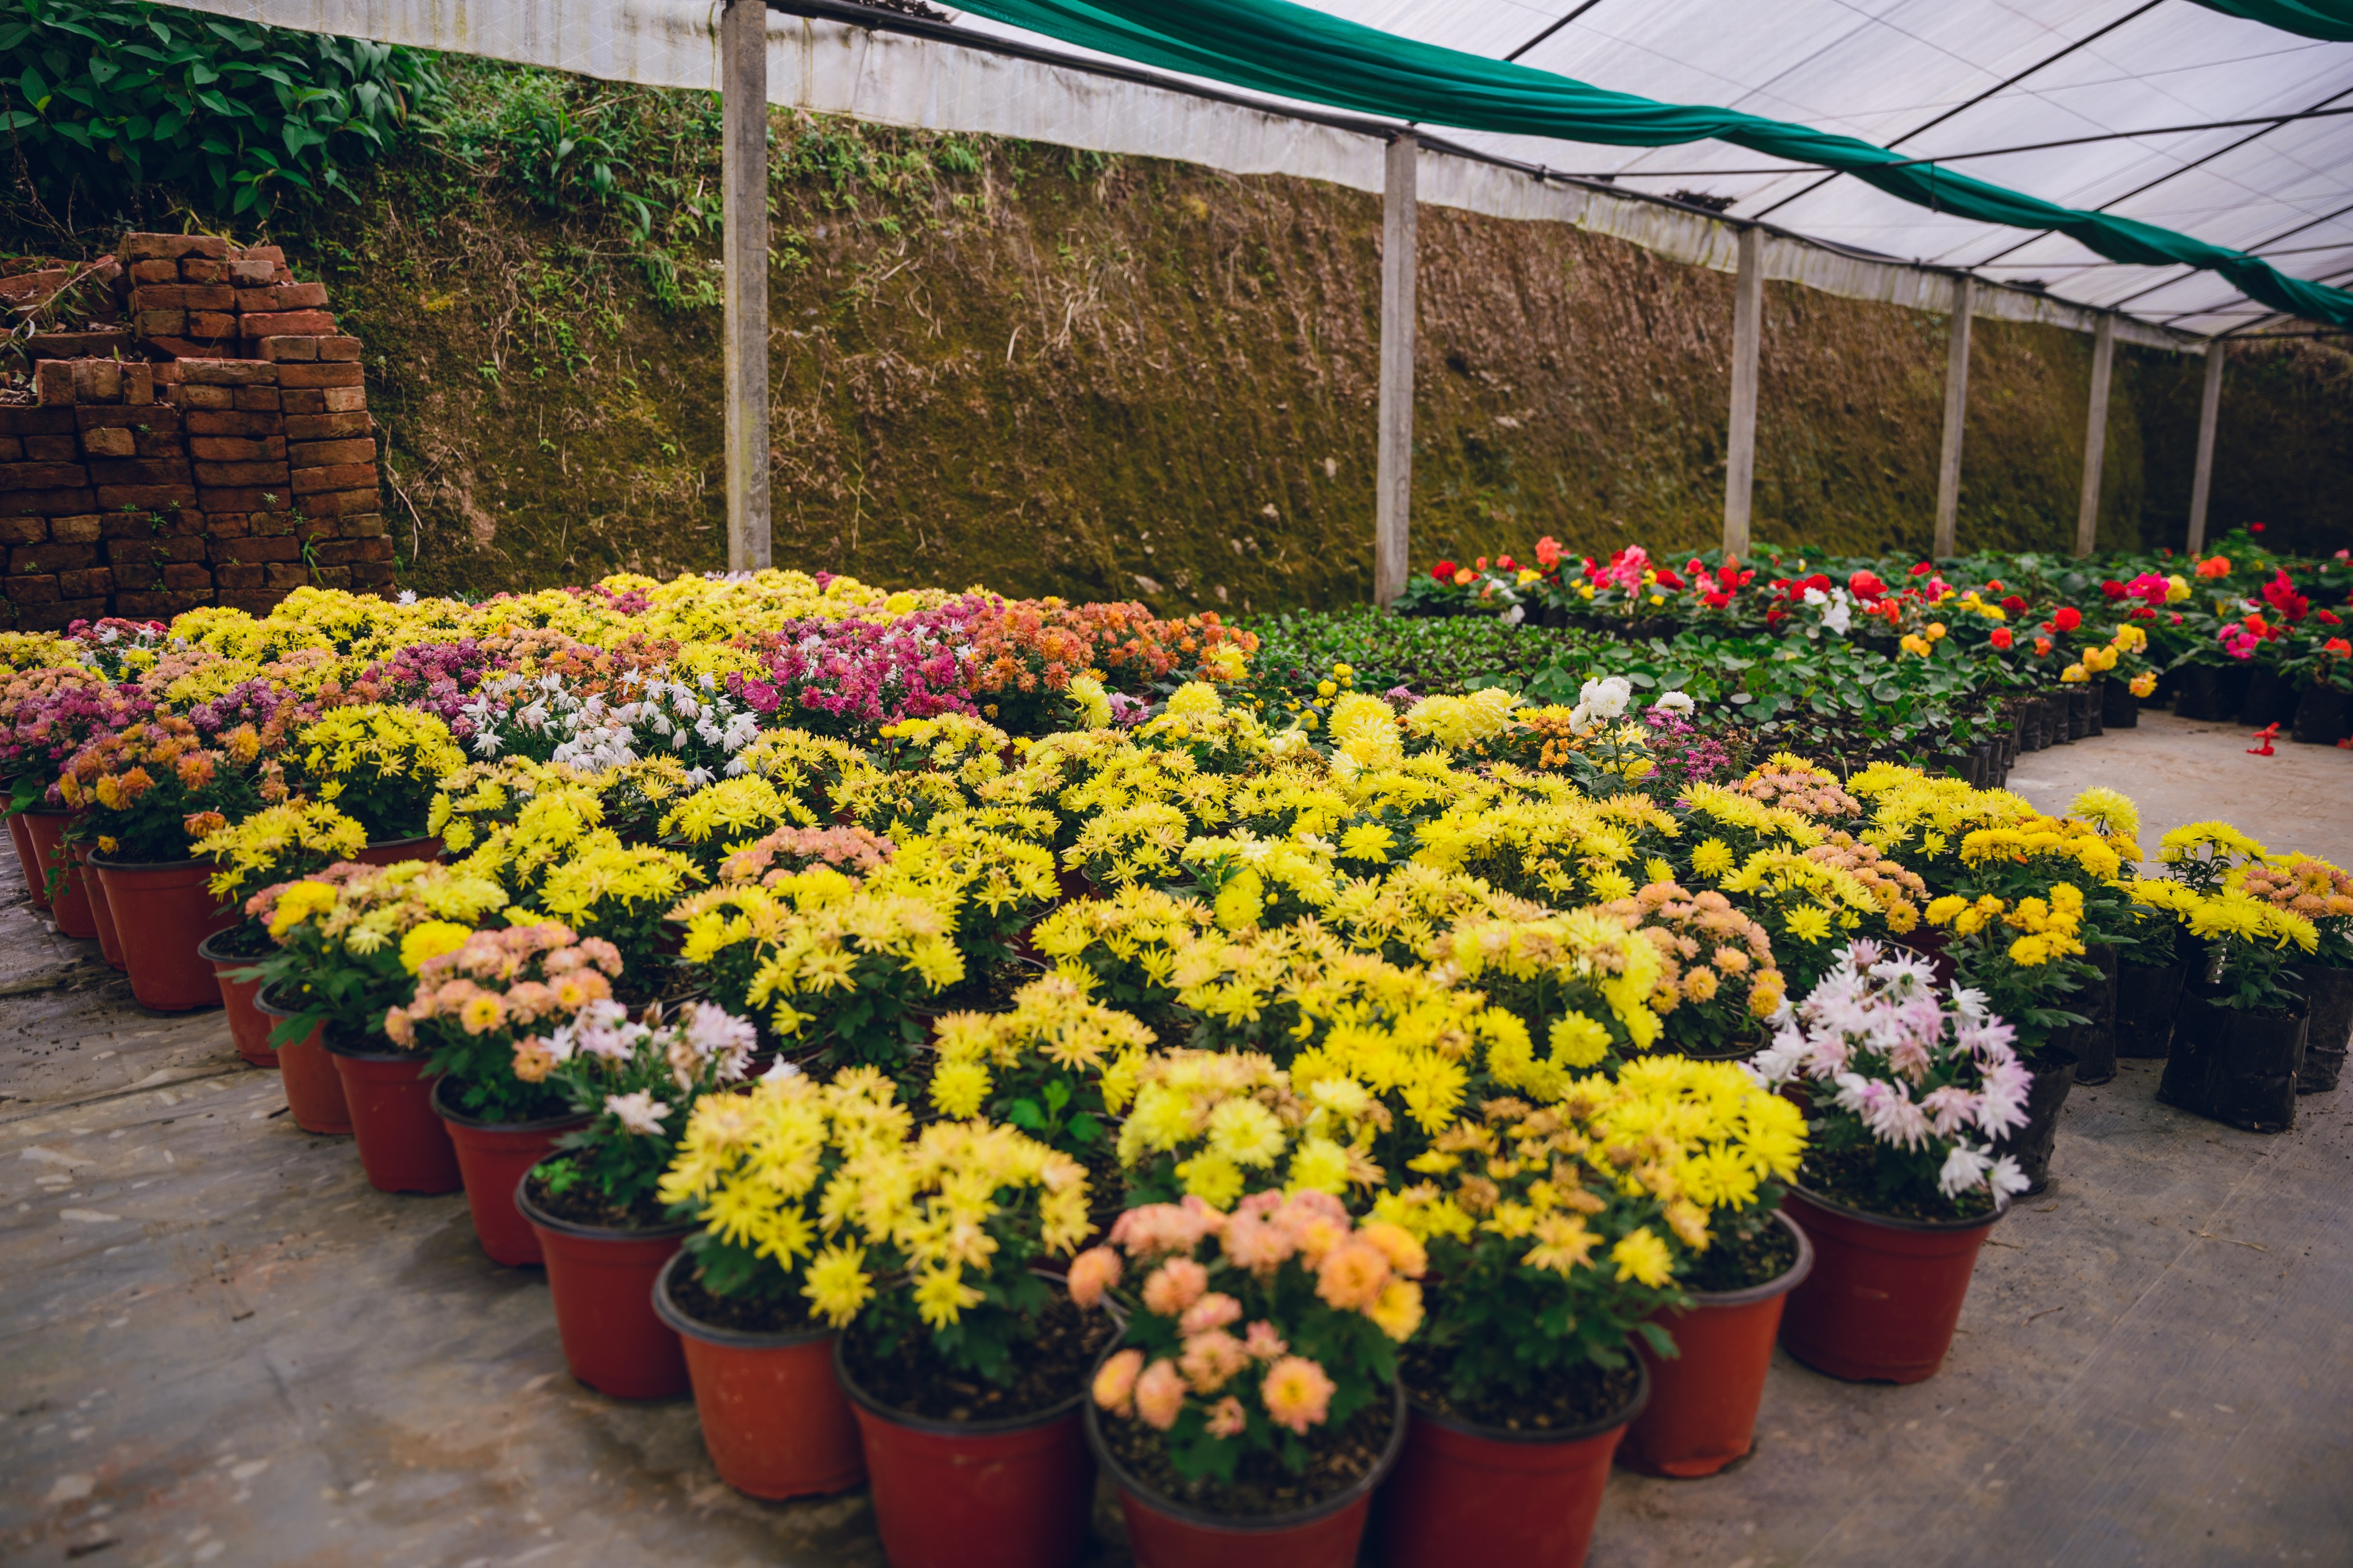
[944,0,2353,337]
[159,0,2351,340]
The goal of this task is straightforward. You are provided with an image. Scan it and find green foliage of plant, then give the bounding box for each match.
[0,0,434,220]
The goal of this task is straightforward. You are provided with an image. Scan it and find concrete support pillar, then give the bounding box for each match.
[1722,225,1764,561]
[722,0,771,572]
[2186,343,2225,554]
[1374,133,1417,606]
[2073,314,2115,559]
[1933,275,1974,559]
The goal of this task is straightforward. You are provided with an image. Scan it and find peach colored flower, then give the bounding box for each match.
[1179,1291,1243,1336]
[1260,1356,1335,1435]
[1355,1221,1427,1279]
[1135,1358,1187,1430]
[1315,1241,1391,1312]
[1204,1396,1248,1439]
[1141,1258,1209,1317]
[1093,1347,1144,1417]
[1220,1212,1294,1275]
[1066,1246,1122,1311]
[1179,1330,1251,1395]
[1242,1320,1289,1361]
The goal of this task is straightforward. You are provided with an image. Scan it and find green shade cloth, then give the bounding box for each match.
[949,0,2353,330]
[2189,0,2353,41]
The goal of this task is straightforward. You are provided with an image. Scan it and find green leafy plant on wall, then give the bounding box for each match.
[0,0,435,221]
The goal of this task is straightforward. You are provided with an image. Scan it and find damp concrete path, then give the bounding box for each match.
[2,717,2348,1568]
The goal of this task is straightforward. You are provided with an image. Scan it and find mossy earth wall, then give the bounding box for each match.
[12,76,2342,615]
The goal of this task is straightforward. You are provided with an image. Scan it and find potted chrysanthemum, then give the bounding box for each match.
[649,1068,911,1500]
[1074,1185,1419,1567]
[2154,874,2321,1133]
[194,802,368,1065]
[290,703,465,858]
[517,998,761,1398]
[1750,940,2032,1383]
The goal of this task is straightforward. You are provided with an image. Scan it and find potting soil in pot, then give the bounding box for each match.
[838,1293,1114,1425]
[1684,1215,1800,1293]
[1099,1382,1395,1518]
[1397,1343,1641,1436]
[1796,1145,2000,1227]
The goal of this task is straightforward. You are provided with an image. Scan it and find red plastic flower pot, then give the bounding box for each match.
[72,844,126,971]
[253,987,352,1135]
[1088,1378,1404,1568]
[518,1173,692,1400]
[323,1041,462,1195]
[9,809,51,912]
[1372,1358,1648,1568]
[200,929,277,1068]
[651,1252,865,1500]
[353,835,443,866]
[21,811,94,939]
[431,1079,585,1267]
[1777,1184,2001,1384]
[90,858,236,1011]
[1618,1211,1815,1478]
[836,1336,1094,1568]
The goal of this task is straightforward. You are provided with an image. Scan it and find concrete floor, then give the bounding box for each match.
[3,715,2348,1567]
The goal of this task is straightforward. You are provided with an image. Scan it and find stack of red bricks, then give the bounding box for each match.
[1,231,391,630]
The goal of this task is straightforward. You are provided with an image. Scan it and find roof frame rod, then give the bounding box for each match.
[1504,0,1610,63]
[1746,0,2166,222]
[2109,197,2353,316]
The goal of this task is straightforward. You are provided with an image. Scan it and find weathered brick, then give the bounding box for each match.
[3,573,59,604]
[0,517,40,546]
[122,364,154,406]
[71,360,122,402]
[283,412,367,442]
[95,485,198,511]
[130,284,235,311]
[175,360,279,387]
[341,513,389,539]
[132,433,184,461]
[0,462,90,491]
[263,562,311,589]
[300,488,382,519]
[214,536,302,564]
[13,598,109,632]
[2,488,95,514]
[129,259,178,284]
[179,257,223,284]
[276,362,362,389]
[195,487,293,514]
[279,390,327,415]
[35,362,75,405]
[240,310,336,338]
[215,589,285,614]
[236,245,287,264]
[288,438,375,469]
[226,258,276,285]
[55,567,113,600]
[0,439,18,462]
[190,436,287,462]
[246,511,295,536]
[290,464,376,496]
[317,337,364,364]
[11,542,97,573]
[149,363,183,386]
[121,233,228,261]
[200,512,253,540]
[311,536,395,566]
[75,403,175,433]
[82,428,135,459]
[104,535,203,566]
[323,387,367,412]
[160,562,213,591]
[115,589,215,617]
[213,562,265,588]
[348,561,397,589]
[24,435,78,462]
[257,337,317,363]
[291,515,341,543]
[169,385,236,411]
[48,515,101,544]
[236,283,327,312]
[88,458,192,486]
[186,411,283,438]
[188,313,237,338]
[194,461,290,487]
[232,388,282,412]
[0,407,74,435]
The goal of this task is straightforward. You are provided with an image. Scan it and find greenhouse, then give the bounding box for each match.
[0,1,2348,1565]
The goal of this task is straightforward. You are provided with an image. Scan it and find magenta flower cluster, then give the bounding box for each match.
[730,611,980,734]
[1643,705,1731,783]
[3,685,156,798]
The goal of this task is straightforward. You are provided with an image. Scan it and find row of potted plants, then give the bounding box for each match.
[5,572,2350,1567]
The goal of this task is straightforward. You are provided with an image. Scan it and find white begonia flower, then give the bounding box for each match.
[1654,690,1695,715]
[1577,675,1634,722]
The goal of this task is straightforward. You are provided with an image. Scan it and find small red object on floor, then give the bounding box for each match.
[2247,723,2280,756]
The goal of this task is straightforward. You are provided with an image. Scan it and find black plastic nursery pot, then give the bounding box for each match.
[2235,666,2300,730]
[2157,990,2308,1134]
[2074,945,2119,1086]
[1991,1040,2079,1195]
[2100,678,2139,729]
[2114,957,2188,1059]
[2293,966,2353,1095]
[2290,686,2350,747]
[2174,665,2253,723]
[2081,681,2104,738]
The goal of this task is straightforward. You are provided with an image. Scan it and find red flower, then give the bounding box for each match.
[2100,580,2127,601]
[2318,609,2342,625]
[1848,570,1886,599]
[2324,638,2352,657]
[1432,561,1457,585]
[1985,580,2005,594]
[2251,523,2267,534]
[1656,569,1684,590]
[2260,569,2308,623]
[2000,596,2027,617]
[2130,605,2156,621]
[1703,590,1732,609]
[2053,607,2082,632]
[1990,627,2013,650]
[1496,555,1516,572]
[1909,562,1934,577]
